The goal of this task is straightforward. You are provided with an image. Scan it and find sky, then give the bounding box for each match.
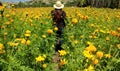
[0,0,27,2]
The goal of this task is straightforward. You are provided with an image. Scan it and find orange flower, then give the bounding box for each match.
[21,39,26,44]
[85,44,96,52]
[72,18,78,25]
[117,28,120,32]
[6,21,10,25]
[6,14,10,18]
[93,58,99,65]
[96,51,103,59]
[106,37,110,41]
[47,29,53,34]
[0,43,4,50]
[111,30,118,36]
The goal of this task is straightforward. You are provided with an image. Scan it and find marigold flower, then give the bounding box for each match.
[42,64,47,68]
[96,51,103,59]
[26,40,31,45]
[35,56,45,62]
[111,30,118,36]
[83,50,94,59]
[26,30,31,34]
[6,14,10,18]
[0,43,4,50]
[88,65,94,71]
[59,59,67,66]
[24,34,30,37]
[58,50,67,56]
[117,28,120,32]
[85,44,96,52]
[42,35,46,38]
[6,21,10,25]
[104,54,111,58]
[47,29,53,34]
[74,40,78,44]
[7,42,19,47]
[93,58,99,65]
[21,39,26,44]
[43,54,46,58]
[72,18,78,24]
[54,27,58,31]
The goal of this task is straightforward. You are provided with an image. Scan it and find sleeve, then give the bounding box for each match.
[62,11,68,23]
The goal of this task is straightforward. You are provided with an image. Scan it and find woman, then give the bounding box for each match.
[51,1,68,52]
[0,2,4,18]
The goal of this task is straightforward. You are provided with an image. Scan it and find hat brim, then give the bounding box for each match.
[53,4,64,9]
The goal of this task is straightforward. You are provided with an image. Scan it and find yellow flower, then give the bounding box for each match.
[0,6,4,10]
[6,14,10,18]
[87,41,93,45]
[7,42,19,47]
[117,27,120,32]
[74,40,78,44]
[59,59,67,66]
[85,44,96,52]
[35,56,45,62]
[26,40,31,45]
[21,39,26,44]
[24,34,30,37]
[42,64,47,68]
[111,30,118,36]
[42,35,46,38]
[104,54,111,58]
[47,29,53,34]
[0,50,5,54]
[88,65,94,71]
[4,32,8,36]
[0,43,4,50]
[11,4,14,7]
[106,37,110,41]
[90,24,95,27]
[58,50,67,56]
[100,29,106,33]
[43,54,46,58]
[72,18,78,25]
[83,50,94,59]
[54,27,58,31]
[96,51,103,59]
[93,58,99,65]
[6,21,10,25]
[84,69,89,71]
[29,19,33,23]
[26,30,31,34]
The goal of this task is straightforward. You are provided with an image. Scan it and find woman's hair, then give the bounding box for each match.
[0,2,3,6]
[52,9,63,22]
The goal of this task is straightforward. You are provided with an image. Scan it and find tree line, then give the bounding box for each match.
[77,0,120,8]
[10,0,120,8]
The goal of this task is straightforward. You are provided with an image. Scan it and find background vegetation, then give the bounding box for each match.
[4,0,120,8]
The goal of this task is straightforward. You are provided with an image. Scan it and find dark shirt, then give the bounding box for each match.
[51,9,67,29]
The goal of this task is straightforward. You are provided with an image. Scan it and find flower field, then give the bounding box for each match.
[0,7,120,71]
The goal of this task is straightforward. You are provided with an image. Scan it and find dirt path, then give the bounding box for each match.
[52,52,61,71]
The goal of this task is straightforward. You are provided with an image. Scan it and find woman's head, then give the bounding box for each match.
[53,1,64,9]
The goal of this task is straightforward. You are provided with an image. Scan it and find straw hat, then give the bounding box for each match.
[53,1,64,9]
